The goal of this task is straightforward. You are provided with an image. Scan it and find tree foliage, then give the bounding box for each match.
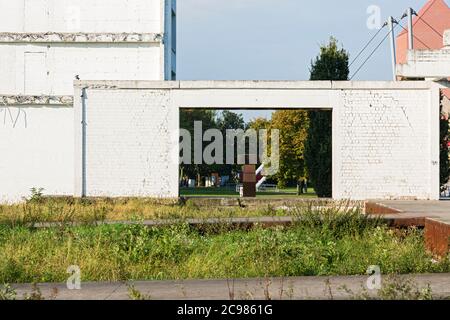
[179,109,246,182]
[216,111,245,178]
[305,37,349,197]
[179,109,217,182]
[270,110,309,187]
[247,117,271,131]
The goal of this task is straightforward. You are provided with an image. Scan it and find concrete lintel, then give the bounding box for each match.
[74,80,436,91]
[0,32,163,43]
[332,81,434,90]
[179,80,333,89]
[0,95,73,106]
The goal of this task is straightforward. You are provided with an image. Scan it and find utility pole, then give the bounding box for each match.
[388,16,397,81]
[407,8,414,50]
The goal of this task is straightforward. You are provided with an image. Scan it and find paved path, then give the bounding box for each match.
[9,274,450,300]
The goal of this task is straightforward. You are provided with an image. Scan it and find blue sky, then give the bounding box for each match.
[177,0,447,121]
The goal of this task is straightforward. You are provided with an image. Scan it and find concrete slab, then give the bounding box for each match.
[9,274,450,300]
[370,200,450,215]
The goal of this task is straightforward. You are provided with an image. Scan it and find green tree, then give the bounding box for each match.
[271,110,309,188]
[440,92,450,191]
[179,109,217,184]
[217,110,245,132]
[216,111,246,179]
[247,117,271,131]
[305,37,349,197]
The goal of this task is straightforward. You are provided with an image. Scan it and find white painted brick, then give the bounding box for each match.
[71,81,440,201]
[335,89,433,200]
[0,81,441,202]
[75,89,178,198]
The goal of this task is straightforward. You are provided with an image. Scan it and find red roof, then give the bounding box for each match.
[396,0,450,64]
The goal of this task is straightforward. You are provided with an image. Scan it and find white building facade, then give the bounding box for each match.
[0,0,176,202]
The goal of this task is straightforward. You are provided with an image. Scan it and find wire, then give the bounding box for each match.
[397,22,431,49]
[417,15,443,39]
[350,15,405,80]
[350,25,397,80]
[349,23,387,67]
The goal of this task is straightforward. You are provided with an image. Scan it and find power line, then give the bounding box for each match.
[350,24,397,80]
[349,23,387,68]
[416,15,443,39]
[397,22,431,49]
[350,14,406,80]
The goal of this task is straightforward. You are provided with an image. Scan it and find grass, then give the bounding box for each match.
[0,190,332,226]
[0,206,448,284]
[0,195,447,285]
[180,187,317,198]
[0,197,288,226]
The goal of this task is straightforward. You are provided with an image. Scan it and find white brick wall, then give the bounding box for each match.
[74,88,179,198]
[335,89,434,200]
[0,81,441,202]
[70,81,441,201]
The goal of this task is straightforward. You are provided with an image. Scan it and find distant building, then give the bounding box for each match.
[395,0,450,117]
[396,0,450,65]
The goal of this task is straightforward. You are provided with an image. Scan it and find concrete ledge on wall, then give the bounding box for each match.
[74,80,438,90]
[0,32,163,43]
[331,81,435,89]
[178,81,333,89]
[0,95,73,106]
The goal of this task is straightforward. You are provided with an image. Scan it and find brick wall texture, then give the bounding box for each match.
[337,89,433,199]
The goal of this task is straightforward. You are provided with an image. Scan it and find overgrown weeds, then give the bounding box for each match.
[0,207,448,283]
[0,196,287,227]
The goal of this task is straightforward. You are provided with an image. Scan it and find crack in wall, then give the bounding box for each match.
[1,107,27,128]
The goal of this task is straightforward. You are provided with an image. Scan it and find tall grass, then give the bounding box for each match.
[0,197,288,227]
[0,208,447,284]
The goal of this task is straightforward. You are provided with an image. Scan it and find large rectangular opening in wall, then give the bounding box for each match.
[179,108,333,199]
[69,81,441,201]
